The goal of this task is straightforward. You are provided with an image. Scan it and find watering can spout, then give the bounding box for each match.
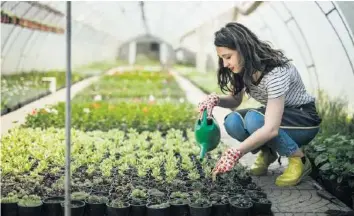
[199,145,207,161]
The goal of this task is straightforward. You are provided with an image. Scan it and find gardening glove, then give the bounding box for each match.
[212,148,243,176]
[197,93,220,119]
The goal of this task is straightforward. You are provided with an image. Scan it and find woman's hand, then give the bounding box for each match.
[212,147,243,177]
[197,93,220,119]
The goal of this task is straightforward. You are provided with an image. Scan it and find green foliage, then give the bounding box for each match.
[1,70,86,110]
[131,188,147,199]
[23,69,195,133]
[74,71,185,102]
[0,193,19,203]
[305,133,354,187]
[23,102,196,133]
[170,191,189,199]
[18,195,42,207]
[315,90,354,137]
[86,195,109,204]
[108,199,127,208]
[72,192,90,201]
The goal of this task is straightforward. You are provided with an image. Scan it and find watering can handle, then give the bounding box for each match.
[200,108,210,122]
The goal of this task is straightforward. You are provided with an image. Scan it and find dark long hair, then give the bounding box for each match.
[214,22,291,95]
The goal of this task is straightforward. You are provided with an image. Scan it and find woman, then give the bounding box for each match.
[198,22,322,187]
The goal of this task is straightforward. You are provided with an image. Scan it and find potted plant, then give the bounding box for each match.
[148,188,166,203]
[42,196,65,216]
[189,198,212,216]
[85,194,109,216]
[169,191,190,216]
[251,197,272,215]
[17,195,43,216]
[1,193,19,216]
[106,199,130,216]
[146,202,170,216]
[60,200,85,216]
[209,192,229,216]
[129,188,148,216]
[229,196,253,216]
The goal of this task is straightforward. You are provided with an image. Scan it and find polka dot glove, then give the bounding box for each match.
[213,148,243,174]
[198,93,220,119]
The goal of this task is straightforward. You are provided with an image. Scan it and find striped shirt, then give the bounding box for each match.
[247,63,315,107]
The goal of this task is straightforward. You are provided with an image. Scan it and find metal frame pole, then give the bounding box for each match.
[65,1,72,216]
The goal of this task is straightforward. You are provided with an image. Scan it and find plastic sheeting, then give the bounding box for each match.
[1,1,238,73]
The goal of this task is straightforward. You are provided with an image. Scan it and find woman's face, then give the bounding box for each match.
[216,46,243,73]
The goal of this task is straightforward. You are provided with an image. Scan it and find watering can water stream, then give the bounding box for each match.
[194,109,221,161]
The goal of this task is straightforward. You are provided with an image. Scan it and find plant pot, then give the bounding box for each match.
[170,199,190,216]
[146,203,170,216]
[60,200,85,216]
[189,202,212,216]
[129,200,147,216]
[321,176,334,194]
[106,202,130,216]
[85,201,108,216]
[211,202,229,216]
[251,198,272,215]
[334,185,352,207]
[18,202,43,216]
[229,197,253,216]
[1,202,18,216]
[43,196,65,216]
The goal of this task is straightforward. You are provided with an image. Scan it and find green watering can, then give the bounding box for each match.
[194,109,221,161]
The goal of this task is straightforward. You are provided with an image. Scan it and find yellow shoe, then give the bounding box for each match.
[250,148,278,176]
[275,156,312,187]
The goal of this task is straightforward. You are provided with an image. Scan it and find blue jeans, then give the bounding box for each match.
[223,108,320,157]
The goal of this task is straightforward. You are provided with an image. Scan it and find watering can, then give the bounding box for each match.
[194,109,221,161]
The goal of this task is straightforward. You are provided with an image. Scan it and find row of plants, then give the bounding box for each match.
[305,91,354,208]
[22,70,195,134]
[23,102,196,134]
[0,59,127,116]
[73,70,186,102]
[1,127,273,216]
[1,70,87,115]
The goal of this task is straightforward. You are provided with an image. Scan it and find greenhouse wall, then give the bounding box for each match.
[1,2,120,74]
[179,1,354,110]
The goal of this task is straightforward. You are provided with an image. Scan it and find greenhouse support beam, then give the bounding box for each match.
[64,2,72,216]
[25,1,64,16]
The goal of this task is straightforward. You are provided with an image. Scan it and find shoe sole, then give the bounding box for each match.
[294,165,312,185]
[276,166,312,187]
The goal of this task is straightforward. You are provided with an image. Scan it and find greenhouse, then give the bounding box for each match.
[1,1,354,216]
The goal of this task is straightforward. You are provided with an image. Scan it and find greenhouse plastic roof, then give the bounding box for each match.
[2,1,238,44]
